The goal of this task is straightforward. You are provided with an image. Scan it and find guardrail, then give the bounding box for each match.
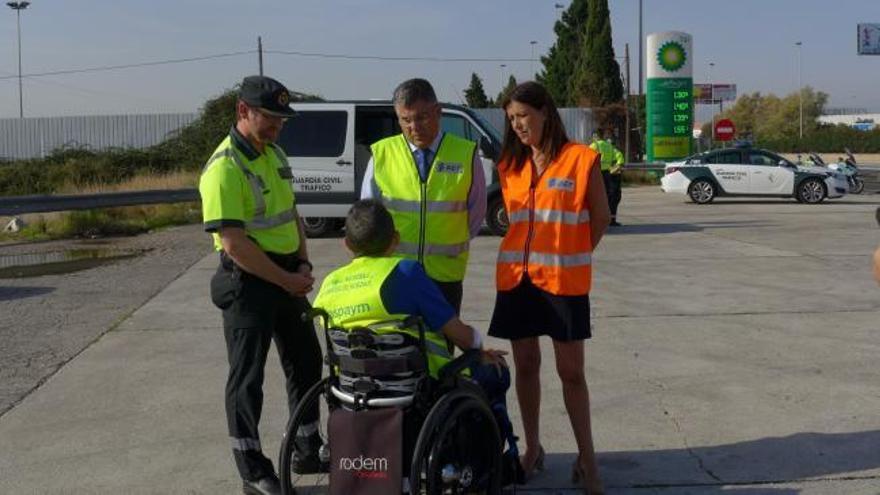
[9,162,872,217]
[623,163,665,173]
[0,188,199,216]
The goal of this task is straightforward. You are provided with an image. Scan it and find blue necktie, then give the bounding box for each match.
[415,148,432,182]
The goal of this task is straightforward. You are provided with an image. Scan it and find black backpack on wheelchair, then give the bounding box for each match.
[278,308,519,495]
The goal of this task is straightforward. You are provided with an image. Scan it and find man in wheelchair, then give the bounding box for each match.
[282,199,519,494]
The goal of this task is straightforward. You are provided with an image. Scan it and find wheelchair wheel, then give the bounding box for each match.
[410,388,502,495]
[279,377,332,495]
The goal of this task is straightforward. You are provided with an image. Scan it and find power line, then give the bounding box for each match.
[0,48,537,85]
[0,50,255,81]
[265,49,532,63]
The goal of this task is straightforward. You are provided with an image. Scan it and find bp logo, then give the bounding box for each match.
[657,41,687,72]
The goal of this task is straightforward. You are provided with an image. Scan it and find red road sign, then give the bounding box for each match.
[714,119,736,141]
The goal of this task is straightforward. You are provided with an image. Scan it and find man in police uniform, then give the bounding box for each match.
[200,75,322,495]
[360,78,486,313]
[590,130,625,227]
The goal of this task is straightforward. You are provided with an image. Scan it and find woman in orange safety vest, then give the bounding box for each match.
[488,81,610,495]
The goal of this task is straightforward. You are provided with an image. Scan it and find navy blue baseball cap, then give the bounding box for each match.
[239,75,296,117]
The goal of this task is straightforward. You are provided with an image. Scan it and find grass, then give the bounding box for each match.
[1,171,202,242]
[622,169,661,186]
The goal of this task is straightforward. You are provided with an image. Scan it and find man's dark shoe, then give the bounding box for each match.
[242,475,282,495]
[292,451,329,474]
[609,219,622,227]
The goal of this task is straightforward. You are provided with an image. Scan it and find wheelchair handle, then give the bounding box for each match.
[438,348,482,383]
[302,307,335,365]
[302,307,330,325]
[398,315,429,357]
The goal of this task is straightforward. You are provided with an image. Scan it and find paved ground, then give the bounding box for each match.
[1,188,879,494]
[0,224,212,416]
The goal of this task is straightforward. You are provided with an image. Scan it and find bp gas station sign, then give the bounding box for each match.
[647,32,694,162]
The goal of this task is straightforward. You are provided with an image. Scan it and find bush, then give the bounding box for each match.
[1,87,322,197]
[757,124,880,153]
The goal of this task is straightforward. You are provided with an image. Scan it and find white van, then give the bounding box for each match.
[276,101,507,237]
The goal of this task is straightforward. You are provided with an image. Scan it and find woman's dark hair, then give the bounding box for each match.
[499,81,569,172]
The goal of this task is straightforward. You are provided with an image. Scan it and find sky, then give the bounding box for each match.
[1,0,878,119]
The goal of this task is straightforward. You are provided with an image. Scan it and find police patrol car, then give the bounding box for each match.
[660,146,848,204]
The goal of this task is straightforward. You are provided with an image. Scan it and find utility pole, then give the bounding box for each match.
[7,1,30,118]
[624,43,631,163]
[258,36,264,76]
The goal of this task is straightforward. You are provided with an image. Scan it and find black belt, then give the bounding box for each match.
[220,250,302,272]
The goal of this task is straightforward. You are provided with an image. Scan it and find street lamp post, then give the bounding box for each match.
[529,40,537,79]
[796,41,803,140]
[638,0,643,96]
[708,62,715,148]
[7,1,29,119]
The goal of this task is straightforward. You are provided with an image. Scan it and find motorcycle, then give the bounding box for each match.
[828,148,865,194]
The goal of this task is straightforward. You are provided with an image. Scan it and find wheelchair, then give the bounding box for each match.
[278,308,504,495]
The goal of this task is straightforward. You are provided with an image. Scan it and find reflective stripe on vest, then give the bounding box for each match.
[507,208,591,225]
[496,142,597,296]
[397,241,469,257]
[372,133,475,282]
[382,197,468,213]
[204,145,297,231]
[497,250,592,267]
[313,256,453,379]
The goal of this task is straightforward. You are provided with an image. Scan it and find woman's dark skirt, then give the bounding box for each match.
[488,274,591,341]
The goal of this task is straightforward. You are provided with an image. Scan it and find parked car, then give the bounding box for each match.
[277,101,506,236]
[660,147,848,204]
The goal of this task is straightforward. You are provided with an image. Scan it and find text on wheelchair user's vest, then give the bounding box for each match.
[339,455,389,478]
[328,303,371,319]
[321,272,374,295]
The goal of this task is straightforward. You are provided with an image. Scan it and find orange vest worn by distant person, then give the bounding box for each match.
[496,142,598,296]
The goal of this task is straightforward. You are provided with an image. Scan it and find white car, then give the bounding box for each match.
[661,147,849,204]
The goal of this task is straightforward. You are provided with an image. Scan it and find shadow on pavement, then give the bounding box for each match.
[0,286,55,301]
[607,221,776,235]
[595,430,880,493]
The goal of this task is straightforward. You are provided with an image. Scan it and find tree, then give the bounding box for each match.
[704,87,828,144]
[571,0,623,107]
[463,73,490,108]
[494,75,518,108]
[537,0,589,106]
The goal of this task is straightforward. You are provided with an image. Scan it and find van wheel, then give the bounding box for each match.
[302,217,334,238]
[486,195,508,237]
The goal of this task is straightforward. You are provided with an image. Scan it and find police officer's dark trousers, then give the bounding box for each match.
[211,252,322,481]
[602,170,622,219]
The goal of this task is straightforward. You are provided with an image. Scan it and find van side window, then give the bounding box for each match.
[356,110,399,146]
[441,114,477,141]
[277,111,347,157]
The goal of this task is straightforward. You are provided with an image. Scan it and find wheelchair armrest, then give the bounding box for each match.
[438,349,482,382]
